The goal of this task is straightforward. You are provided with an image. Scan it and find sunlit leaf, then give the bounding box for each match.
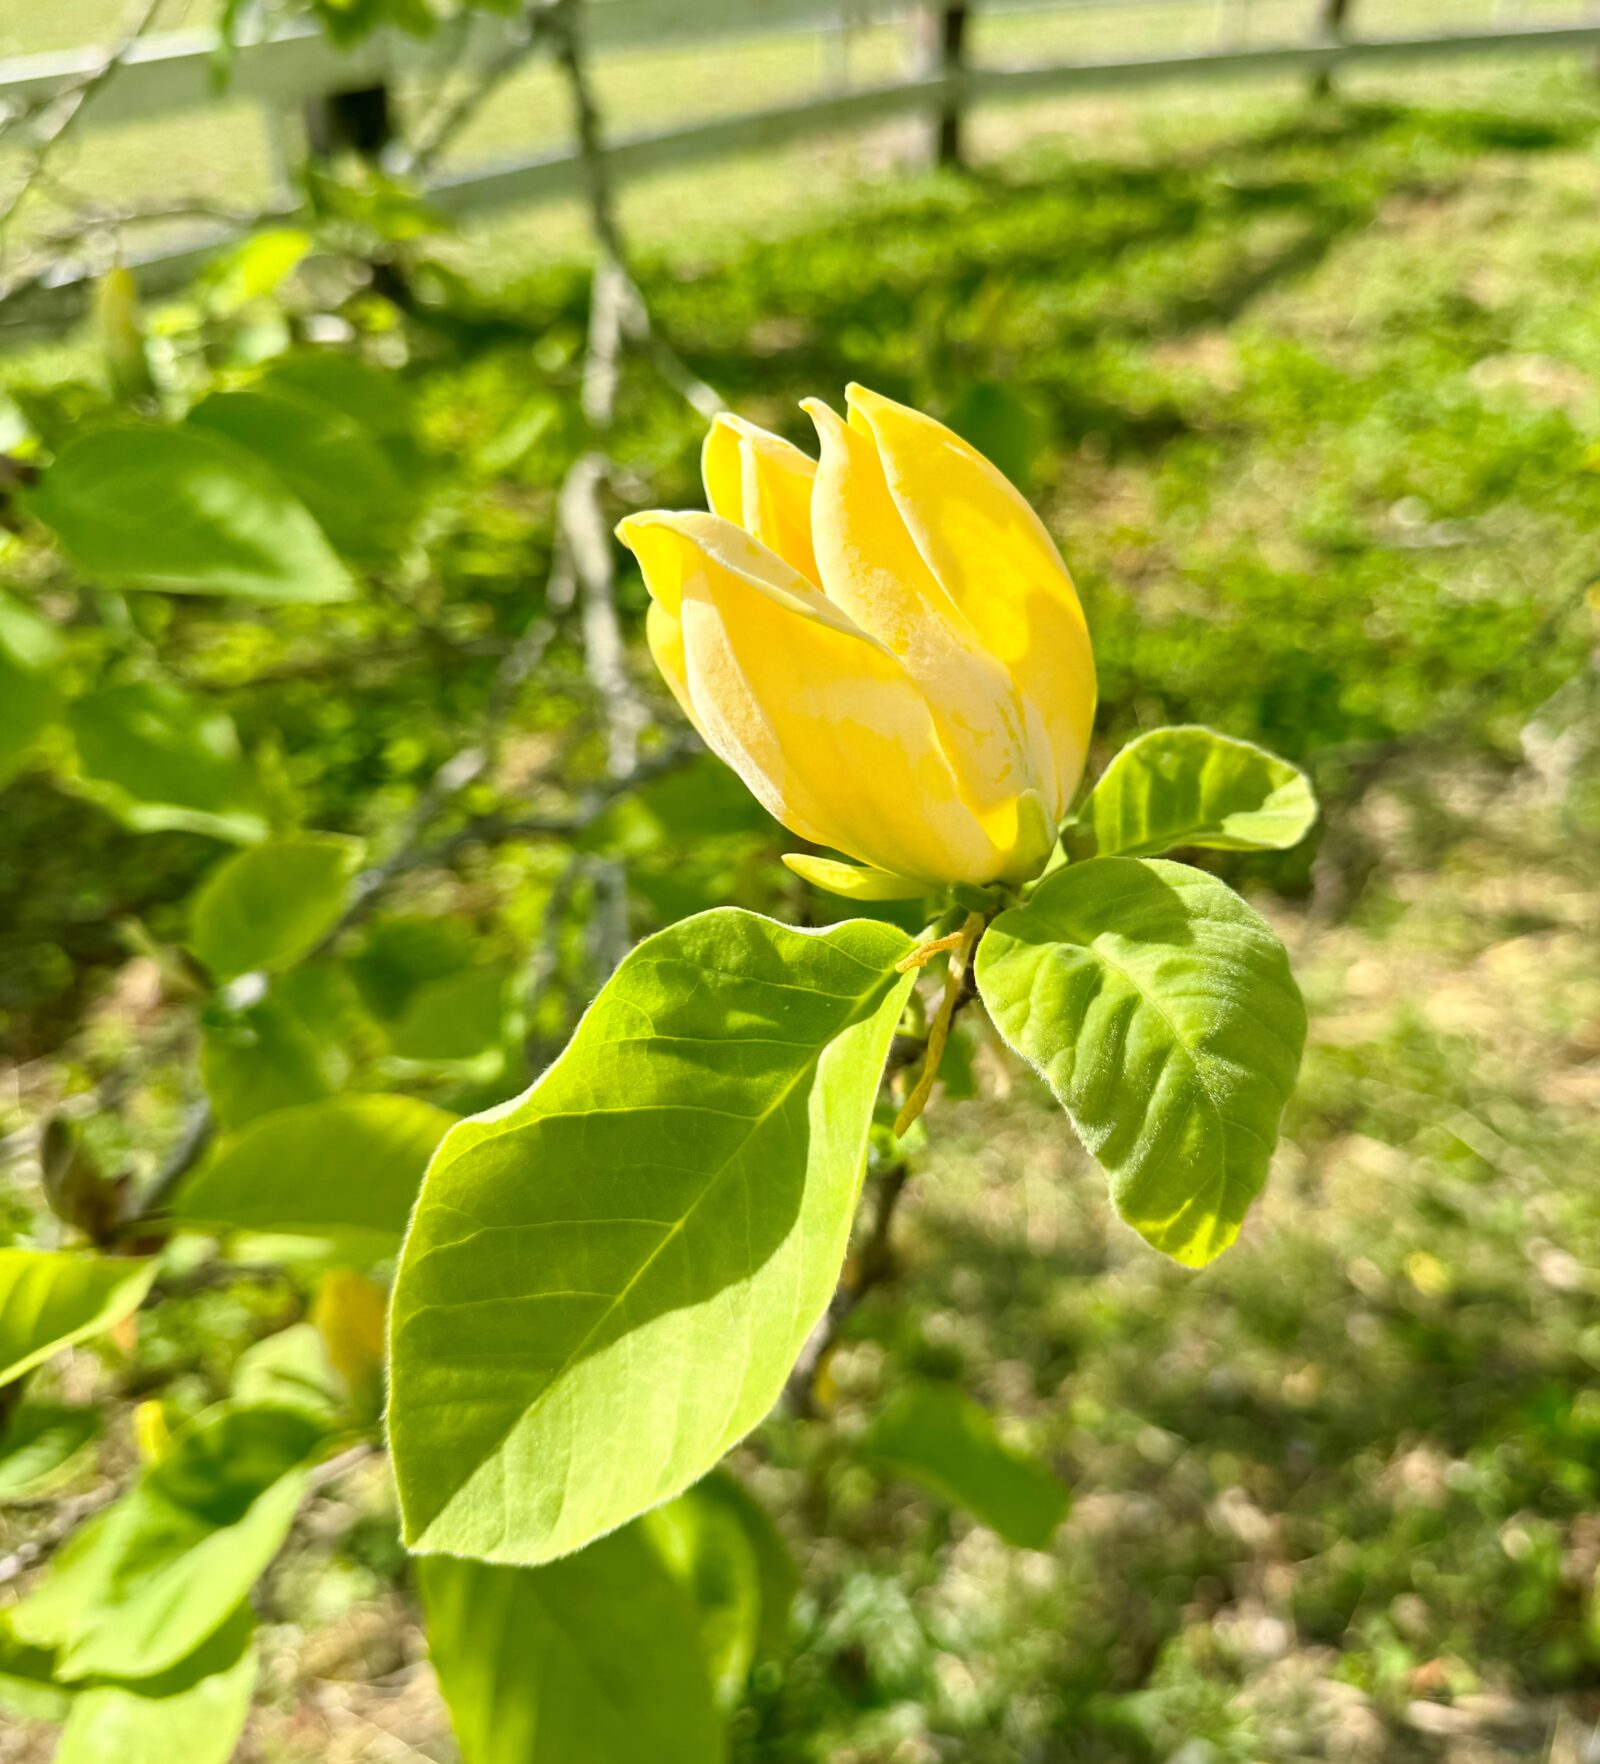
[188,388,409,562]
[232,1324,346,1430]
[25,426,355,602]
[12,1403,322,1680]
[188,834,365,980]
[644,1482,764,1708]
[976,859,1305,1267]
[865,1380,1069,1549]
[0,1402,100,1501]
[55,1606,257,1764]
[0,1614,67,1721]
[176,1094,455,1247]
[0,592,64,788]
[200,994,335,1130]
[0,1251,155,1388]
[420,1526,722,1764]
[1069,725,1317,859]
[390,910,916,1564]
[67,680,267,845]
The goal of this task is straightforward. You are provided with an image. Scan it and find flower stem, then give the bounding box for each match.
[893,910,985,1137]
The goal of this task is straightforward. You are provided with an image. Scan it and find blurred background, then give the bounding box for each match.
[1,0,1599,1759]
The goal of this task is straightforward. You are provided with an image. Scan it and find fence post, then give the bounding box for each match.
[913,0,970,170]
[1310,0,1352,98]
[304,83,396,163]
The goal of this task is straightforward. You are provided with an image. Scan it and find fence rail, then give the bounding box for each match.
[3,1,1598,326]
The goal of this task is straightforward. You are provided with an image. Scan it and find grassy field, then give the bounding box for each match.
[1,29,1599,1764]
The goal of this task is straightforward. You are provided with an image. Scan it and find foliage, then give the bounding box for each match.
[0,45,1597,1764]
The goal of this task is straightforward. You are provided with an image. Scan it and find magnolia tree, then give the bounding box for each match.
[0,362,1314,1757]
[0,19,1314,1760]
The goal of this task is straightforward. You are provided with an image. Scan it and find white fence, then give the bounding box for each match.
[3,0,1599,324]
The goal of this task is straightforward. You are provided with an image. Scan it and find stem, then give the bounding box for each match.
[786,1157,911,1419]
[893,910,984,1136]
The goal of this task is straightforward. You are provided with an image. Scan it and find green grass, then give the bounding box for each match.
[1,46,1600,1764]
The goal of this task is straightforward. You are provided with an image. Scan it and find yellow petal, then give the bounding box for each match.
[618,511,1012,883]
[701,413,820,584]
[802,397,1040,865]
[844,383,1096,814]
[645,599,709,740]
[781,853,932,900]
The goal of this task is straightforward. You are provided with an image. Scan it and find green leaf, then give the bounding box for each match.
[0,1613,68,1721]
[0,592,64,787]
[0,1251,155,1387]
[348,915,475,1021]
[945,380,1053,488]
[976,858,1305,1267]
[690,1469,795,1664]
[420,1525,723,1764]
[67,680,267,844]
[385,961,510,1063]
[390,909,916,1564]
[579,754,775,856]
[232,1323,347,1429]
[260,351,415,448]
[865,1381,1068,1549]
[55,1606,257,1764]
[188,388,409,562]
[176,1094,455,1246]
[644,1484,764,1710]
[188,834,364,980]
[200,994,335,1130]
[13,1402,323,1680]
[25,425,355,602]
[0,1402,100,1500]
[1069,726,1317,859]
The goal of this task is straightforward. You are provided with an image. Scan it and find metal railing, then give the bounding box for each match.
[2,0,1598,324]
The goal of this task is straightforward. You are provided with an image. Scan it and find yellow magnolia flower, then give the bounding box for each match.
[617,384,1096,893]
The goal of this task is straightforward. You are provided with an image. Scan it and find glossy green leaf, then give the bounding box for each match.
[13,1402,323,1680]
[390,910,916,1564]
[0,1251,155,1387]
[176,1094,456,1245]
[976,859,1305,1267]
[1070,726,1317,859]
[67,680,267,844]
[188,834,365,980]
[420,1525,722,1764]
[188,387,408,562]
[0,1402,100,1500]
[0,592,64,787]
[55,1606,257,1764]
[865,1381,1068,1549]
[25,425,355,602]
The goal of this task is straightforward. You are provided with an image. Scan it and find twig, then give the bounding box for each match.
[133,1099,216,1222]
[894,912,984,1135]
[0,0,165,260]
[401,6,548,177]
[786,1159,912,1419]
[0,1487,118,1590]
